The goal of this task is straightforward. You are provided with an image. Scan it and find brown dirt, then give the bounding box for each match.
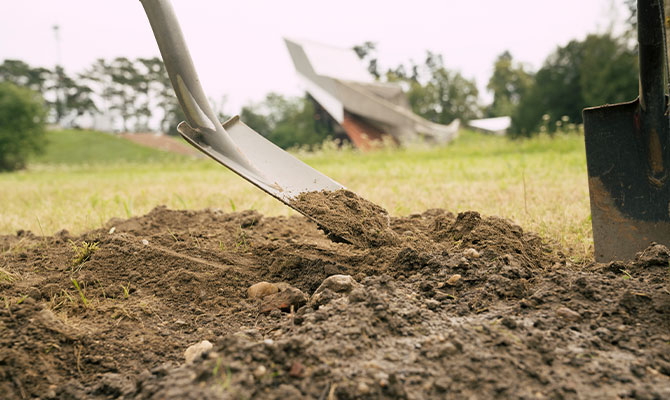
[1,205,669,399]
[290,190,398,247]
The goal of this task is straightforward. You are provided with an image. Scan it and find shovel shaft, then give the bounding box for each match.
[140,0,257,172]
[638,0,670,182]
[638,0,667,116]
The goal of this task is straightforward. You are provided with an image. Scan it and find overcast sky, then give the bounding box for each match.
[2,0,629,114]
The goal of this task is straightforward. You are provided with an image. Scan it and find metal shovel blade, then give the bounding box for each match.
[140,0,344,219]
[583,0,670,262]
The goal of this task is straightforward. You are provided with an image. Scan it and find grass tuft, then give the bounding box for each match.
[70,240,100,269]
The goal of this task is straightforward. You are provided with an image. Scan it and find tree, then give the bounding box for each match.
[353,41,380,79]
[511,33,637,136]
[486,51,533,117]
[404,52,480,124]
[0,82,46,171]
[241,93,333,149]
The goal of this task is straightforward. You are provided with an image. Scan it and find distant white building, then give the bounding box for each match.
[284,38,459,150]
[467,116,511,136]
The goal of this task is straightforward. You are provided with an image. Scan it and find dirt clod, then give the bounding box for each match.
[290,189,397,247]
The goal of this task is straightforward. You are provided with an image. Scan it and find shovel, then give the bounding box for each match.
[140,0,347,230]
[583,0,670,262]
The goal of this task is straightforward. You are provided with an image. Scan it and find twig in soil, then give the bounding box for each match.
[167,227,179,243]
[74,345,83,375]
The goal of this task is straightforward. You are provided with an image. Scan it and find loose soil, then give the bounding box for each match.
[1,203,669,399]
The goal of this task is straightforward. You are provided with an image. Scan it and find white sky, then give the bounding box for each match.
[1,0,628,114]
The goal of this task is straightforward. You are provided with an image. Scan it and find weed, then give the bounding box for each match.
[96,279,106,298]
[70,240,99,269]
[212,358,232,391]
[16,295,28,304]
[229,198,237,212]
[120,283,130,299]
[620,269,633,280]
[167,227,179,242]
[234,229,250,252]
[71,278,89,307]
[0,267,17,283]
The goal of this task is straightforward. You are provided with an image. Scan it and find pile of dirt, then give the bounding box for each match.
[1,204,669,399]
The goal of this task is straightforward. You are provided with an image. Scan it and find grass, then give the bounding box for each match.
[0,129,592,260]
[30,129,184,165]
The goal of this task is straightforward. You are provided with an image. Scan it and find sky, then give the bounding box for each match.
[1,0,629,115]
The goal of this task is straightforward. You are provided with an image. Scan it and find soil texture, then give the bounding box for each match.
[1,204,669,399]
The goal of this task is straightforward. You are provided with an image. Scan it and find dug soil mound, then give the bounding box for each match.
[1,203,669,399]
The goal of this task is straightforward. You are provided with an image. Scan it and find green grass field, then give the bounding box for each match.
[0,129,592,260]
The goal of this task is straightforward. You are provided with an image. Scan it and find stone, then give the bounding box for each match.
[247,282,279,299]
[556,306,581,321]
[253,365,267,378]
[463,248,480,259]
[184,340,213,364]
[311,275,360,307]
[260,287,308,314]
[141,239,149,245]
[289,361,304,378]
[315,274,359,294]
[446,274,462,286]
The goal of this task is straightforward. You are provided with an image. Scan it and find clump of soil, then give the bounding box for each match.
[1,205,669,399]
[290,189,397,247]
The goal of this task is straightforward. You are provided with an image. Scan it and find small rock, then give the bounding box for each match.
[260,287,308,314]
[175,319,187,326]
[108,227,116,234]
[253,365,267,378]
[263,338,274,346]
[314,274,359,294]
[426,299,440,310]
[247,282,279,299]
[374,371,389,387]
[357,381,370,395]
[556,306,581,321]
[464,248,480,259]
[446,274,462,286]
[289,361,304,378]
[311,275,360,307]
[141,239,149,245]
[184,340,213,364]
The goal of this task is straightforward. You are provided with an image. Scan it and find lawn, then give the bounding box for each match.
[0,128,591,260]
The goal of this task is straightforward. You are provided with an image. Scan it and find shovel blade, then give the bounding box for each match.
[178,116,344,204]
[583,99,670,262]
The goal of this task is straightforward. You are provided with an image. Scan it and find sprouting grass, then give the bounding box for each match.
[71,278,89,307]
[1,129,592,260]
[0,267,18,283]
[70,240,100,269]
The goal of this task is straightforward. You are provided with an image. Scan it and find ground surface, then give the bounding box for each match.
[119,133,200,157]
[1,201,669,399]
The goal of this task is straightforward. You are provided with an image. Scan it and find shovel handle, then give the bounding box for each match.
[140,0,256,171]
[638,0,667,113]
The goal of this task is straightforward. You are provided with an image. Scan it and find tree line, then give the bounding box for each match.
[0,57,186,134]
[0,21,639,172]
[353,31,638,137]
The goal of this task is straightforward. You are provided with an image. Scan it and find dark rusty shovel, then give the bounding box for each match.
[583,0,670,262]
